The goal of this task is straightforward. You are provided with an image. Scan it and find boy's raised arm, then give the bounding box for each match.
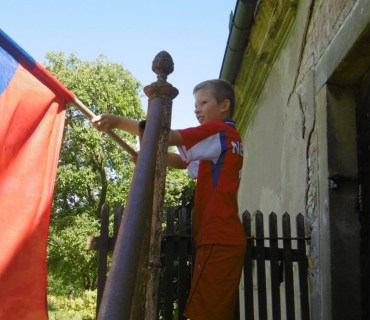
[92,114,186,169]
[92,113,140,135]
[92,115,185,145]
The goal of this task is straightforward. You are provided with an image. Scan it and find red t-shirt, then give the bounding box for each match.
[177,119,247,247]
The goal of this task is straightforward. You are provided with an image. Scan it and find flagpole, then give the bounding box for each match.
[72,98,138,158]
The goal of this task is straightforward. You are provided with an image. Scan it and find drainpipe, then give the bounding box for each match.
[219,0,258,85]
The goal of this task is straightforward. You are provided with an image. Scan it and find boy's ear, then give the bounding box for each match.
[221,99,231,114]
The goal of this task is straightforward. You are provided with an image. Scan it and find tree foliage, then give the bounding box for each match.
[45,52,192,296]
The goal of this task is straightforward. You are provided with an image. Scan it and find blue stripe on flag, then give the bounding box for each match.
[0,46,18,96]
[0,29,36,70]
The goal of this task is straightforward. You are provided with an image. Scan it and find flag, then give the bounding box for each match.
[0,29,75,319]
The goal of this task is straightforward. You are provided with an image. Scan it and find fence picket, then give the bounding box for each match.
[178,208,188,320]
[113,204,123,249]
[269,212,281,320]
[256,211,268,320]
[243,211,254,320]
[234,294,240,320]
[96,204,109,315]
[165,207,175,320]
[296,213,310,320]
[283,213,295,320]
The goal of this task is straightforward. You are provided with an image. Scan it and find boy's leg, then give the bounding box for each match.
[183,244,246,320]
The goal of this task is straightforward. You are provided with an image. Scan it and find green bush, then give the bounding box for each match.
[48,290,97,319]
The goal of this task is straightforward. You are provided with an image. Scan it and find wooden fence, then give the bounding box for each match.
[87,206,310,320]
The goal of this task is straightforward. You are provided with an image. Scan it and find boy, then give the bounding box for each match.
[92,79,246,320]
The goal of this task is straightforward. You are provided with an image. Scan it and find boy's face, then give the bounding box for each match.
[194,89,230,125]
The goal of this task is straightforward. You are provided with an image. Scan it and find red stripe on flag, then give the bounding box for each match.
[31,61,75,102]
[0,63,66,319]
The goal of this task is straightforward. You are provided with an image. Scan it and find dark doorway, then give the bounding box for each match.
[356,69,370,319]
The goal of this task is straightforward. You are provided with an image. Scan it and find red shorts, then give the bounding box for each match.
[183,244,246,320]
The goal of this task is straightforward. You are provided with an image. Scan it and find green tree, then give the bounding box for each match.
[45,52,192,296]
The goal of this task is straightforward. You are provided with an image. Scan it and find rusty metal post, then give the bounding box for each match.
[130,51,179,319]
[145,52,178,319]
[97,96,164,320]
[97,52,178,320]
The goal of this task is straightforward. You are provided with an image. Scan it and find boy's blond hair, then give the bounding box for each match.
[193,79,235,118]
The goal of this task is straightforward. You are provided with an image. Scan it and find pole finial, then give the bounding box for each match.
[152,51,174,82]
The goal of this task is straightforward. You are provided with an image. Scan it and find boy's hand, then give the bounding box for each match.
[92,113,141,136]
[92,113,119,132]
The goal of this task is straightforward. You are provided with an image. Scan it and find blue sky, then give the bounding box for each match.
[0,0,236,130]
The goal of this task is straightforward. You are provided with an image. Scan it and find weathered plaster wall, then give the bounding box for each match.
[237,0,312,219]
[238,67,307,215]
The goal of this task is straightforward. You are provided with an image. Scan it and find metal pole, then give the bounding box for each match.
[130,51,179,319]
[97,51,178,320]
[145,53,179,320]
[97,96,164,320]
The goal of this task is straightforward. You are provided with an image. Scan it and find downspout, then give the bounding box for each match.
[219,0,258,85]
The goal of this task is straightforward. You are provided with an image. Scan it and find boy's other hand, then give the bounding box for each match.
[92,113,118,132]
[130,156,137,165]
